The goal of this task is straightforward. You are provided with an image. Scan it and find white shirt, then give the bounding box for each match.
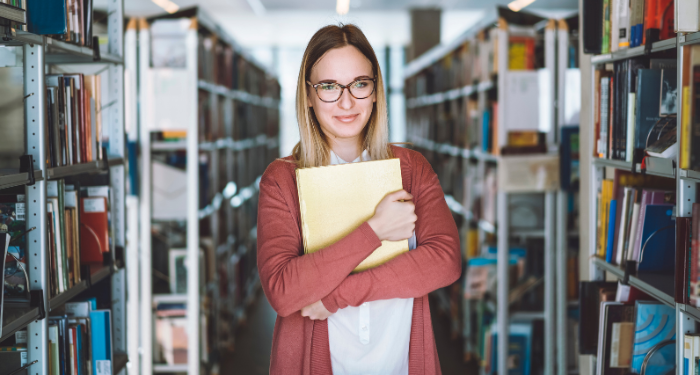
[327,150,415,375]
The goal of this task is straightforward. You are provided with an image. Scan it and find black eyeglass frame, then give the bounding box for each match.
[306,78,377,103]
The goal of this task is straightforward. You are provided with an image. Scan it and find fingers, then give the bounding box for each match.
[388,189,413,202]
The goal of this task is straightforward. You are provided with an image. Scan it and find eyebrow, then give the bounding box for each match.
[316,75,373,84]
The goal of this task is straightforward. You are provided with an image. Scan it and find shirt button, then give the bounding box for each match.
[362,302,368,306]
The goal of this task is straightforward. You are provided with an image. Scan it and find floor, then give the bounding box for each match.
[220,290,475,375]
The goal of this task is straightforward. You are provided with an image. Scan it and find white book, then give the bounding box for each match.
[625,92,636,162]
[47,200,65,293]
[611,0,620,52]
[686,335,695,375]
[625,198,641,262]
[618,0,631,49]
[615,187,633,265]
[676,0,700,32]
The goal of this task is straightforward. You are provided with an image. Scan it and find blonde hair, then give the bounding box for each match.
[292,24,393,168]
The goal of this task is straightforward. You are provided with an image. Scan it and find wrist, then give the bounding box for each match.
[367,217,383,241]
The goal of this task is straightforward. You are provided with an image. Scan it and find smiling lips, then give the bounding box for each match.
[334,114,359,123]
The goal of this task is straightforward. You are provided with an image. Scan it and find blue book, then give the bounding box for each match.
[482,110,491,152]
[89,310,112,375]
[632,301,676,374]
[605,200,618,263]
[26,0,67,35]
[75,324,83,375]
[636,204,675,273]
[490,323,533,375]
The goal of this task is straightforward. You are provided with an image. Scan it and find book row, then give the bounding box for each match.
[593,58,678,163]
[45,73,105,168]
[583,0,674,54]
[26,0,95,47]
[148,18,281,98]
[580,282,675,374]
[0,299,114,375]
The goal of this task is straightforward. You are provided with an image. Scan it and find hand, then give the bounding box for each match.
[367,190,416,242]
[301,300,333,320]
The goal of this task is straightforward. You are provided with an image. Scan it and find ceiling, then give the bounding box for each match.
[107,0,578,17]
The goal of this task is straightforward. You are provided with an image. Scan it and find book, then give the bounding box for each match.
[659,69,678,116]
[676,217,692,304]
[600,75,612,158]
[606,199,618,263]
[0,233,8,337]
[0,347,29,375]
[296,158,408,272]
[598,179,615,258]
[583,0,605,53]
[634,69,662,158]
[79,196,108,264]
[645,123,677,158]
[693,204,700,306]
[617,0,631,49]
[636,204,676,273]
[579,281,618,354]
[631,301,676,373]
[610,322,635,368]
[89,310,112,375]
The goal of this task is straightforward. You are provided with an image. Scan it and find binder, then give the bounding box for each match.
[296,158,408,272]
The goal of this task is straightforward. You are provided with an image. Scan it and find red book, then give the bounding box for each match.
[79,196,109,264]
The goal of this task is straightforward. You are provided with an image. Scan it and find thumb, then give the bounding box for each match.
[389,189,413,202]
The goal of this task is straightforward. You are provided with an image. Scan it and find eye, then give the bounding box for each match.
[319,84,337,91]
[353,81,368,89]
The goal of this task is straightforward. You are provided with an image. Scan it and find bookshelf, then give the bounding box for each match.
[0,0,128,374]
[404,7,579,375]
[582,24,700,375]
[136,7,280,375]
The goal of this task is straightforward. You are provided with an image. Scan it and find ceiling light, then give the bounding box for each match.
[151,0,179,14]
[336,0,350,15]
[508,0,536,12]
[246,0,267,16]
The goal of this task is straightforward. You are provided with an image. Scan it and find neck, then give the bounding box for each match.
[329,136,363,162]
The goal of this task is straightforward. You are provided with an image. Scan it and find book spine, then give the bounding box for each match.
[600,77,611,158]
[606,200,618,263]
[626,92,636,162]
[603,0,612,54]
[691,65,700,170]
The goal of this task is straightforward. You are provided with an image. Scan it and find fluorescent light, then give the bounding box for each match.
[508,0,536,12]
[337,0,350,15]
[151,0,179,14]
[246,0,267,16]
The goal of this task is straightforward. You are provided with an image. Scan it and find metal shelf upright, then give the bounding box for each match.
[0,0,129,373]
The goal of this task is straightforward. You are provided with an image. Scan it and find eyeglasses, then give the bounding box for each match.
[307,78,376,103]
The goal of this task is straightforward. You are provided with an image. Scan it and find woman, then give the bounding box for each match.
[257,24,461,375]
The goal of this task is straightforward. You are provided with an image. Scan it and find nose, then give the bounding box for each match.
[337,87,354,110]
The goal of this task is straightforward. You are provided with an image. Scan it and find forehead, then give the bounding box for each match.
[310,45,373,82]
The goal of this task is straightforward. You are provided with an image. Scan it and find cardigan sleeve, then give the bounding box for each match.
[256,166,383,317]
[320,153,461,313]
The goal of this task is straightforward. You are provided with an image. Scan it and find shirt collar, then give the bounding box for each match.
[330,150,370,165]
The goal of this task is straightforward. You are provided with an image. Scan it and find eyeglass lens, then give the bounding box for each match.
[316,80,374,102]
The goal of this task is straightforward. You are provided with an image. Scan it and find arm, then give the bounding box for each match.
[320,155,461,312]
[256,171,382,317]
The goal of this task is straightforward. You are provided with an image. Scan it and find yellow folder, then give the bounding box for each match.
[296,158,409,272]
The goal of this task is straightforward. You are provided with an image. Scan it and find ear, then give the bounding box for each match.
[307,88,314,108]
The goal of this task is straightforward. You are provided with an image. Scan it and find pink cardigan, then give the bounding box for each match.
[256,146,461,375]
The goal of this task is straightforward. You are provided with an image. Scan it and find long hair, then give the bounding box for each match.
[293,24,392,168]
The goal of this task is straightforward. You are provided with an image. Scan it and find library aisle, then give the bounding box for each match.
[3,0,700,374]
